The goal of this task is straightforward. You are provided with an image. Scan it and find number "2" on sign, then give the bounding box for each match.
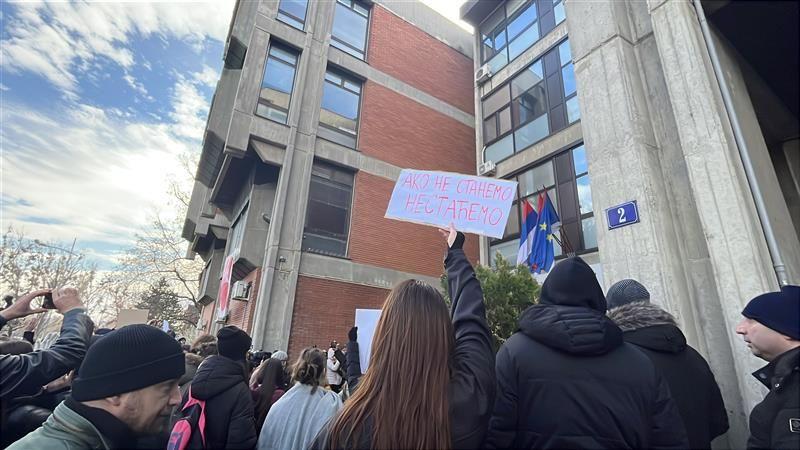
[617,208,627,223]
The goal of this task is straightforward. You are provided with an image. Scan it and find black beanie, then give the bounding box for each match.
[742,285,800,340]
[217,326,251,361]
[72,324,185,401]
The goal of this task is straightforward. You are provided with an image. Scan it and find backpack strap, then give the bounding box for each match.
[184,387,207,447]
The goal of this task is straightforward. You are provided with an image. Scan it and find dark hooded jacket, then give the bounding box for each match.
[608,301,729,449]
[485,257,689,450]
[747,346,800,450]
[182,355,257,449]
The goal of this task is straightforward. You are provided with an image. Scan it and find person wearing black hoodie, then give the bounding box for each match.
[485,257,689,450]
[606,279,729,449]
[181,326,257,449]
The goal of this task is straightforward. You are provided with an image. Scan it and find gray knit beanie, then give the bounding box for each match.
[606,279,650,309]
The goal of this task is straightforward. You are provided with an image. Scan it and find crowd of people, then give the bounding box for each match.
[0,225,797,450]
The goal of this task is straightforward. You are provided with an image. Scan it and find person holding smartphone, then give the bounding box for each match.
[0,288,94,402]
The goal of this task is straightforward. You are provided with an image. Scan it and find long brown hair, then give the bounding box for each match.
[254,358,284,428]
[327,279,455,450]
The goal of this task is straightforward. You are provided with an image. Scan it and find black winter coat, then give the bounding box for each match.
[747,346,800,450]
[608,301,729,449]
[182,355,257,450]
[485,257,689,450]
[311,247,496,449]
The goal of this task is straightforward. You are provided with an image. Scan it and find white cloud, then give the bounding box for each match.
[1,1,235,93]
[122,73,153,100]
[194,65,220,87]
[0,68,214,260]
[0,83,9,91]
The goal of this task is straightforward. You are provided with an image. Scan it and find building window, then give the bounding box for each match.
[483,39,580,164]
[303,162,354,257]
[331,0,369,60]
[553,0,566,25]
[319,69,362,148]
[489,144,596,264]
[256,43,299,124]
[277,0,308,30]
[228,203,249,259]
[480,0,547,73]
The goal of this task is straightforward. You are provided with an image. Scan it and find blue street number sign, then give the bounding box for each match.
[606,201,640,230]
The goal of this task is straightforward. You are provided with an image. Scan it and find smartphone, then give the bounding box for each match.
[39,292,56,309]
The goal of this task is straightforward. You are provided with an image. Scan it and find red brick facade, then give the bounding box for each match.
[227,268,261,334]
[287,276,390,356]
[368,5,475,114]
[349,171,480,277]
[359,82,475,174]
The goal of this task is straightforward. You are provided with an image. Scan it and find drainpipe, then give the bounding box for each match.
[692,0,790,286]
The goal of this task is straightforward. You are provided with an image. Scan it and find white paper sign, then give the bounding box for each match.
[384,169,517,239]
[354,308,382,373]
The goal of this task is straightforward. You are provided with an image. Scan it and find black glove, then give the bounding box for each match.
[348,326,358,342]
[450,232,465,250]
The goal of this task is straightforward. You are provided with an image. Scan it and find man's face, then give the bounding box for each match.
[117,379,181,434]
[735,317,791,362]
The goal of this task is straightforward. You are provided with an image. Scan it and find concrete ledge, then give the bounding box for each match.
[495,122,583,177]
[314,138,402,181]
[299,252,441,290]
[255,11,309,50]
[252,139,286,166]
[251,116,292,147]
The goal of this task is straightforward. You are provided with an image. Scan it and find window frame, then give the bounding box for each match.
[330,0,371,61]
[255,40,300,125]
[478,0,546,72]
[318,68,363,149]
[302,162,356,258]
[227,202,249,260]
[276,0,309,30]
[482,38,578,165]
[488,142,597,265]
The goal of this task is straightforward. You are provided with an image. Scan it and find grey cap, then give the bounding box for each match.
[607,279,650,309]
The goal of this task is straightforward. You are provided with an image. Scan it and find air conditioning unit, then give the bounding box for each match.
[231,281,250,300]
[474,64,492,84]
[478,160,497,176]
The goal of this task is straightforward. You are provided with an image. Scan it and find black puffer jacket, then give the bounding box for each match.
[608,301,729,449]
[183,355,257,449]
[485,257,689,450]
[747,346,800,450]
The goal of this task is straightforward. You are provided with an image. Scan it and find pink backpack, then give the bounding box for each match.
[167,388,207,450]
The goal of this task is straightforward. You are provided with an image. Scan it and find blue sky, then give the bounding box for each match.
[0,1,467,270]
[0,1,236,268]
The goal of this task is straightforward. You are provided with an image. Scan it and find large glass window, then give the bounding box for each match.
[303,162,354,257]
[277,0,308,30]
[331,0,369,60]
[256,43,298,124]
[489,144,596,265]
[483,39,581,163]
[479,0,564,73]
[319,69,362,148]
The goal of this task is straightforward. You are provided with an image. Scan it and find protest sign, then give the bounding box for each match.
[385,169,517,238]
[116,309,149,328]
[354,308,382,372]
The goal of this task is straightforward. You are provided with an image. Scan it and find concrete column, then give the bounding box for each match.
[646,0,800,444]
[251,0,337,351]
[567,0,750,445]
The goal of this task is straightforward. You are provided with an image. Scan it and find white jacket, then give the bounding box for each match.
[326,349,342,386]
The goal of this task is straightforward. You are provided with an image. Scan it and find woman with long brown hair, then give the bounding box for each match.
[311,224,495,449]
[253,357,286,430]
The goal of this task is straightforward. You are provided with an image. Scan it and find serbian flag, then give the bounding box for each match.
[516,198,538,267]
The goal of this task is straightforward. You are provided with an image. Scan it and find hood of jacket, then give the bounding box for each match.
[518,304,623,355]
[189,355,247,400]
[607,301,687,353]
[539,257,607,312]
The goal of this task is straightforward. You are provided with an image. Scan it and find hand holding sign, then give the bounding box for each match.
[385,170,517,238]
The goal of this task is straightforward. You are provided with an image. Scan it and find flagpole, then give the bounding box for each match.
[540,185,576,257]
